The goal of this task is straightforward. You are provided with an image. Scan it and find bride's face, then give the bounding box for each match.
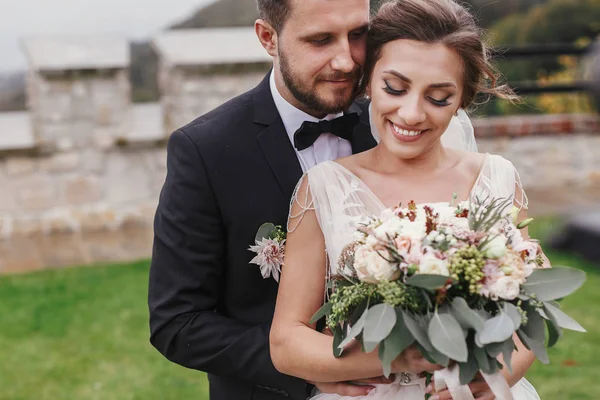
[368,39,464,160]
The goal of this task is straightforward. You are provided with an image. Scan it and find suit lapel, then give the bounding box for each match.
[254,74,304,200]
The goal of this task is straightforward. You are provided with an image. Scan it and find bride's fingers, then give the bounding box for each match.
[331,382,374,396]
[350,375,395,385]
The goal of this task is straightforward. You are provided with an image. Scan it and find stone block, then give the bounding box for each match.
[36,90,72,122]
[14,175,58,211]
[105,152,151,204]
[75,207,118,232]
[0,215,13,240]
[93,127,117,150]
[41,209,79,235]
[35,121,95,150]
[63,175,103,205]
[0,164,16,212]
[39,152,80,173]
[33,233,90,268]
[82,149,105,173]
[5,156,37,176]
[0,236,44,273]
[12,217,43,237]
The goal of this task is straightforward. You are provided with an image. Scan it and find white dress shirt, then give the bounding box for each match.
[269,71,353,172]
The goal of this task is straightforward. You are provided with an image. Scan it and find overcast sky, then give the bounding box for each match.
[0,0,215,72]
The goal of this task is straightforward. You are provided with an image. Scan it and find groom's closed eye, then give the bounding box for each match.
[349,26,368,40]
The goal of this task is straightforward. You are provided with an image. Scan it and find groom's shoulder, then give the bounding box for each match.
[178,89,256,143]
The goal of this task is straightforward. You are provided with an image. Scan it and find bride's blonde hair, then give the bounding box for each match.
[361,0,518,108]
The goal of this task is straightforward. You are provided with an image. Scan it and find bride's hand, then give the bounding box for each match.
[311,376,394,397]
[391,345,444,374]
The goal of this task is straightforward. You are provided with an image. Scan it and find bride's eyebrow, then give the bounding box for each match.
[382,70,457,89]
[382,70,411,83]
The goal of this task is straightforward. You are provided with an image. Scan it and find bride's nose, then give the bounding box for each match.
[397,95,426,126]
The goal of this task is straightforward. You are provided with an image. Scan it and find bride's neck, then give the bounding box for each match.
[370,140,449,174]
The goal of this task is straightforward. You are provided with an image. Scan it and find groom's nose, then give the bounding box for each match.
[330,39,355,73]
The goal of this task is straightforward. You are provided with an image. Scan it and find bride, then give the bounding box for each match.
[270,0,542,399]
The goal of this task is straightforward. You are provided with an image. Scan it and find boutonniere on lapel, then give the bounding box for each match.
[249,223,286,282]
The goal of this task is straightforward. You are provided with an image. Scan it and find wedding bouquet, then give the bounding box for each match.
[310,197,586,385]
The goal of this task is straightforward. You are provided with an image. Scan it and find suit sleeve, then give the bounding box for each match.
[148,129,309,399]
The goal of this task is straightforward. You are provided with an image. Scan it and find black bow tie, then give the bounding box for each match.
[293,113,359,151]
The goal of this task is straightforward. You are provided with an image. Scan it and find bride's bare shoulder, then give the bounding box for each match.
[447,149,489,178]
[333,152,370,172]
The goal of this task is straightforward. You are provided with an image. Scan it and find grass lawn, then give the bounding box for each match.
[0,218,597,399]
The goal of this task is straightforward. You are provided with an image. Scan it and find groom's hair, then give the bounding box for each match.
[256,0,291,33]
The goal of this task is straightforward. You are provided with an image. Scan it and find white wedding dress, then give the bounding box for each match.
[288,153,540,400]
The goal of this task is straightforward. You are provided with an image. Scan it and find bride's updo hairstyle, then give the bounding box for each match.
[362,0,517,108]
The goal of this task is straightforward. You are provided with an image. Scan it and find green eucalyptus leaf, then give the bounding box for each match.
[333,324,346,358]
[379,310,415,377]
[517,329,548,364]
[523,267,586,301]
[406,274,451,290]
[349,300,368,325]
[545,317,562,348]
[309,302,332,325]
[476,313,515,345]
[363,303,397,345]
[403,311,433,351]
[429,311,468,362]
[518,303,549,364]
[501,338,514,374]
[485,340,506,358]
[543,302,586,332]
[451,297,486,332]
[459,350,480,385]
[338,307,368,349]
[473,345,493,374]
[255,222,277,242]
[504,302,523,330]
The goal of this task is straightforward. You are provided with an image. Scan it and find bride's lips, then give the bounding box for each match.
[388,120,428,143]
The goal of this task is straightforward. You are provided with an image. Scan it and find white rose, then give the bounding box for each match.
[367,250,401,282]
[399,220,427,239]
[354,247,400,283]
[418,254,450,276]
[483,235,508,259]
[374,218,403,239]
[491,276,521,300]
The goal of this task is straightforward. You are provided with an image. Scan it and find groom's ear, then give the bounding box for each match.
[255,19,278,57]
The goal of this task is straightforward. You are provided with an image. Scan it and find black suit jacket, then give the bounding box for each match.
[149,73,376,400]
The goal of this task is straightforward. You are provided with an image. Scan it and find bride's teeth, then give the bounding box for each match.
[392,123,422,136]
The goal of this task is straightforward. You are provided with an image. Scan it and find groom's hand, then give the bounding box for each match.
[311,376,394,397]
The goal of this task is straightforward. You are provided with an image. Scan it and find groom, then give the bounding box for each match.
[148,0,380,399]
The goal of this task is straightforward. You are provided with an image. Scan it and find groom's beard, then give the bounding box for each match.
[279,49,361,115]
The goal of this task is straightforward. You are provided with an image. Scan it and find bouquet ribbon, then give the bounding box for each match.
[434,365,514,400]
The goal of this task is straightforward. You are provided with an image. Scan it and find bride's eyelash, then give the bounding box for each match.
[428,96,452,107]
[382,80,405,96]
[383,80,452,107]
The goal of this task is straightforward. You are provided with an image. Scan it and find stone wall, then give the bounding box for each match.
[0,145,165,239]
[2,68,599,241]
[477,134,600,189]
[27,69,131,152]
[473,114,600,188]
[158,63,271,132]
